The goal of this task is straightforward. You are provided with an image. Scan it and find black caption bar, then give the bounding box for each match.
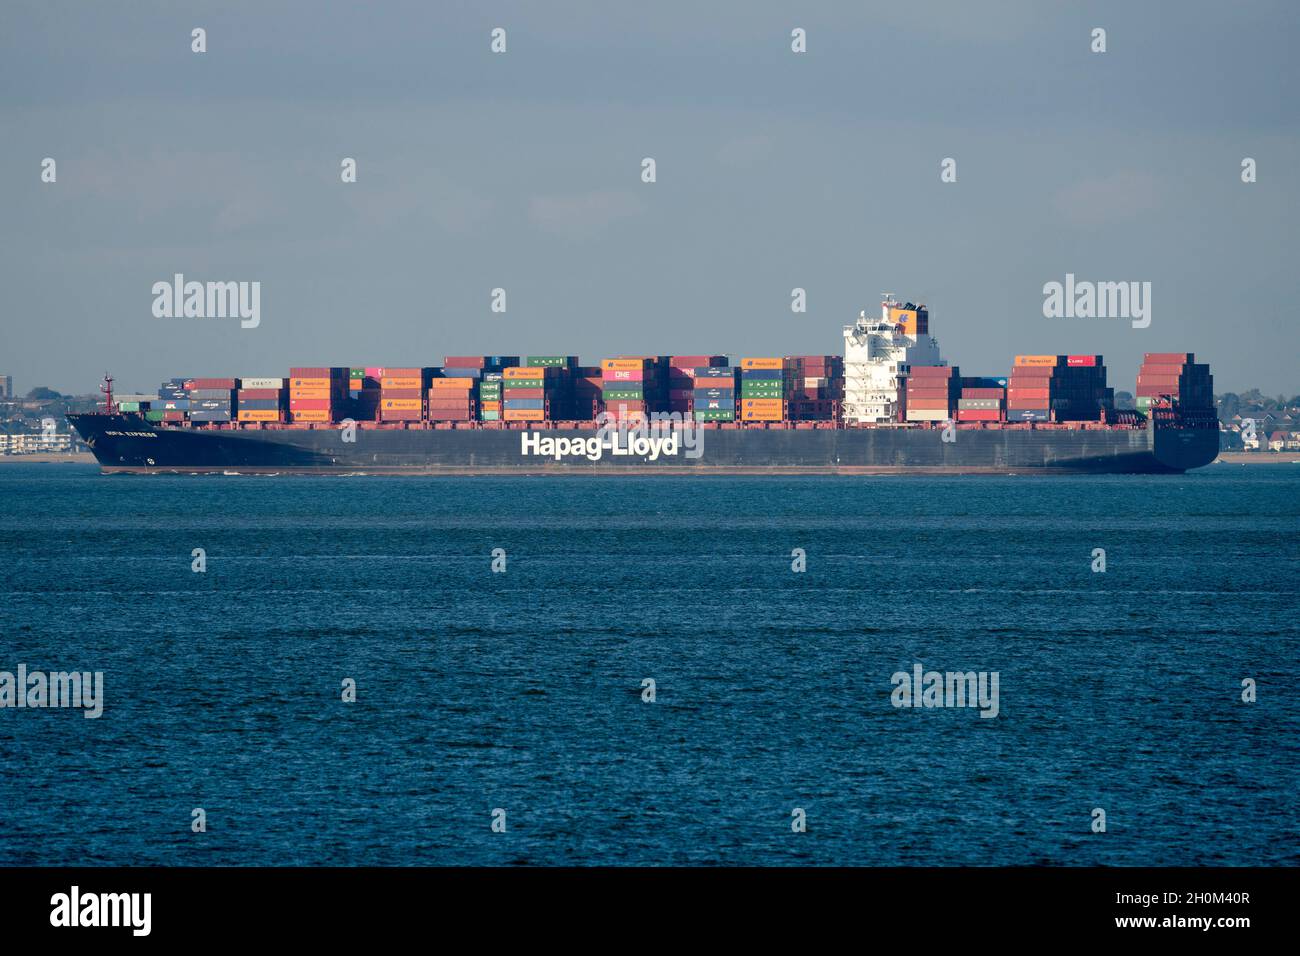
[0,866,1284,942]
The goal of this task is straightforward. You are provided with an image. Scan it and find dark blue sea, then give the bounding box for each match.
[1,463,1297,866]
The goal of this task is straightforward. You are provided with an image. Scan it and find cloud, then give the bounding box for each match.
[1052,171,1162,227]
[529,190,646,240]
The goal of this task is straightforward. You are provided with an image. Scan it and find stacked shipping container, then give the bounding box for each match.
[1136,353,1212,412]
[188,377,238,423]
[237,377,287,422]
[1007,355,1112,422]
[350,369,381,421]
[158,378,191,422]
[428,367,479,421]
[602,358,653,421]
[905,366,958,422]
[692,365,737,421]
[378,367,428,422]
[739,358,785,421]
[502,366,553,422]
[956,378,1007,422]
[785,355,843,421]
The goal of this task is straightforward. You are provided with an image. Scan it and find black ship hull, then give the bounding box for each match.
[67,414,1220,475]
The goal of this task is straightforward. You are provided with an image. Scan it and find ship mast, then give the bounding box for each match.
[99,373,117,414]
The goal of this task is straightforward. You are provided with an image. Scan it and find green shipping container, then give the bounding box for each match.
[118,401,141,412]
[144,410,165,422]
[479,410,501,421]
[740,387,784,399]
[694,410,735,421]
[602,388,644,401]
[525,356,574,367]
[503,379,545,389]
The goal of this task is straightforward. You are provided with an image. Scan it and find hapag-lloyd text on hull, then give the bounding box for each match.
[520,430,695,462]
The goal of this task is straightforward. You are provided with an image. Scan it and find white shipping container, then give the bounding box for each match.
[905,409,950,422]
[240,377,288,390]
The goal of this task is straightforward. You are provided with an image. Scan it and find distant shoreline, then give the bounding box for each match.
[1215,452,1299,464]
[0,453,95,463]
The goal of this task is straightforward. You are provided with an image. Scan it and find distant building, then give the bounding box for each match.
[0,375,12,399]
[0,432,75,455]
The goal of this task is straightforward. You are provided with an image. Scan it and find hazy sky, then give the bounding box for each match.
[3,1,1296,395]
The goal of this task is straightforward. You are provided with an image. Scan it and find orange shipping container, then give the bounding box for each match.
[1008,388,1051,400]
[288,387,332,400]
[740,357,783,370]
[290,409,331,423]
[1013,355,1061,367]
[601,359,648,371]
[480,401,502,411]
[237,410,282,422]
[503,409,546,421]
[381,398,422,411]
[290,377,332,389]
[380,376,423,389]
[504,366,547,379]
[741,399,784,410]
[429,378,475,390]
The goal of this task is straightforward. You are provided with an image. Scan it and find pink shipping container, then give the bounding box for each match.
[189,378,238,389]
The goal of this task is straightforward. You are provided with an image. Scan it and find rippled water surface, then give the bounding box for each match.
[1,463,1297,865]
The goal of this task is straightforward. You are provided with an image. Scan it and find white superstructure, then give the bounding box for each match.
[842,294,944,424]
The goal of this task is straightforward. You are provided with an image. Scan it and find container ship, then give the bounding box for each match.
[67,295,1220,475]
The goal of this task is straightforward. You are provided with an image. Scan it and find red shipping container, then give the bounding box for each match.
[1137,375,1181,387]
[443,356,487,368]
[289,367,332,377]
[189,378,238,389]
[908,366,956,378]
[669,355,725,368]
[906,387,952,399]
[1008,387,1051,400]
[380,388,423,399]
[957,409,1002,421]
[1143,353,1193,364]
[427,410,473,420]
[163,411,185,421]
[289,398,333,410]
[962,387,1005,399]
[1066,355,1101,367]
[237,389,283,400]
